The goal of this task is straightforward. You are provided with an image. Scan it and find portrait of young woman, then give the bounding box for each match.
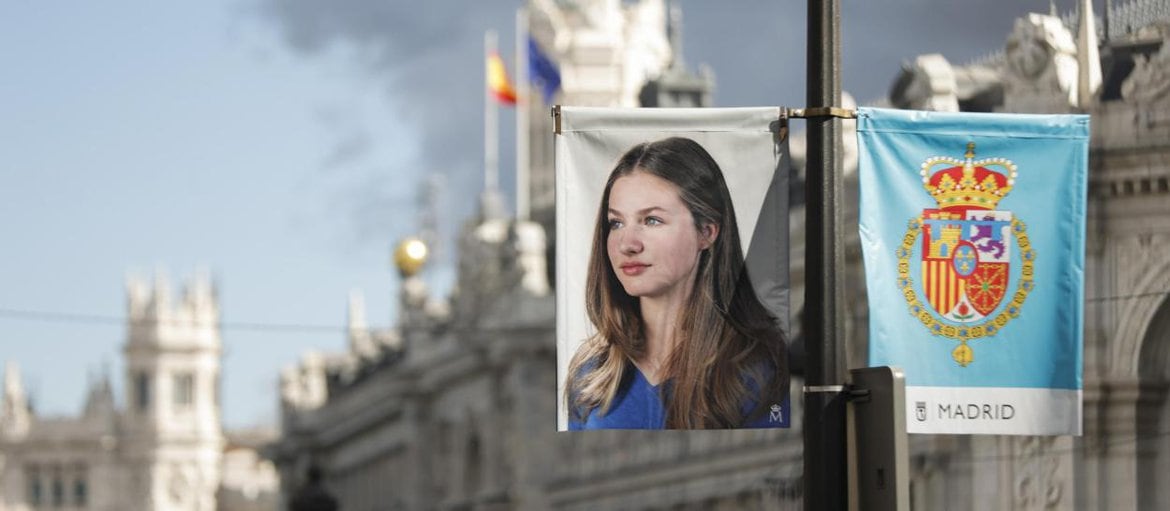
[563,137,790,430]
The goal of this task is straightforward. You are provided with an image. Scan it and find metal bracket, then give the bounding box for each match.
[552,105,562,134]
[847,384,872,403]
[773,106,790,142]
[788,106,857,119]
[804,384,846,394]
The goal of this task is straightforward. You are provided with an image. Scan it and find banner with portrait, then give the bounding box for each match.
[555,106,791,430]
[857,107,1088,435]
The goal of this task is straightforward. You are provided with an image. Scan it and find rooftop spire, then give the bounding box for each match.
[2,361,31,437]
[1077,0,1102,108]
[666,0,684,67]
[3,361,24,403]
[347,289,377,360]
[347,289,367,332]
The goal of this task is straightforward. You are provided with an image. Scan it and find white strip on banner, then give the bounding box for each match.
[906,386,1082,435]
[554,106,790,430]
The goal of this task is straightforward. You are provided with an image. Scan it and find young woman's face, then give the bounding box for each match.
[606,170,714,303]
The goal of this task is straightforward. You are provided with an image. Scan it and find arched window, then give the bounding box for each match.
[466,433,482,496]
[173,372,194,408]
[73,464,88,507]
[136,371,151,411]
[50,466,64,507]
[1137,295,1170,510]
[25,464,42,506]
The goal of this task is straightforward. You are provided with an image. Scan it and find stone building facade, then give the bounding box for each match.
[268,1,803,510]
[0,272,278,511]
[269,0,1170,510]
[870,2,1170,509]
[268,205,804,511]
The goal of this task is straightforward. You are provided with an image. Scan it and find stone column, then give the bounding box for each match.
[1100,378,1142,510]
[1076,380,1104,509]
[1137,381,1169,510]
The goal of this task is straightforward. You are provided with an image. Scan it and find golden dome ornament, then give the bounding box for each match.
[393,237,429,277]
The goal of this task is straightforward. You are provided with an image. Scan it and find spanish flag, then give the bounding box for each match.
[487,52,517,105]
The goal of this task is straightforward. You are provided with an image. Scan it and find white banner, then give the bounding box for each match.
[554,106,790,430]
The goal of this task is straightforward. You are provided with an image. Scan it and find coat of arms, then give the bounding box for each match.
[896,143,1035,366]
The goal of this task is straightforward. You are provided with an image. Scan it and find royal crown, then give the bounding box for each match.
[920,142,1017,210]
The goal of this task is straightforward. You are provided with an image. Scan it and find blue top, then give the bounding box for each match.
[568,361,790,430]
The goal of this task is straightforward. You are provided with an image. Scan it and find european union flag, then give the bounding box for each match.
[857,107,1088,436]
[528,36,561,105]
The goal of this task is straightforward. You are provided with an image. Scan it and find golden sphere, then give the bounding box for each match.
[393,237,429,277]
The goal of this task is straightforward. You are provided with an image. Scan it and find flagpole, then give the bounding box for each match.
[485,30,499,198]
[803,0,847,510]
[516,9,530,221]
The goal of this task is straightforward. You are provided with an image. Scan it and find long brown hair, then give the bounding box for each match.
[566,137,788,429]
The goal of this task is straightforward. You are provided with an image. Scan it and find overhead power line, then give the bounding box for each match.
[4,288,1169,334]
[0,307,346,334]
[1085,290,1170,303]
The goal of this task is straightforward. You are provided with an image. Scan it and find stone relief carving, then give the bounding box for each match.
[1107,233,1170,377]
[1012,436,1065,510]
[167,463,191,507]
[1121,38,1170,104]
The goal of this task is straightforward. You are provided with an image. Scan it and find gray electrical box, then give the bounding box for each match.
[849,366,909,511]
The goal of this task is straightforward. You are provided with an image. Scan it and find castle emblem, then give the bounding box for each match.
[896,142,1035,366]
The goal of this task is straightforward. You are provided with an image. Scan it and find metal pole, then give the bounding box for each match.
[516,8,530,221]
[485,30,499,194]
[803,1,847,510]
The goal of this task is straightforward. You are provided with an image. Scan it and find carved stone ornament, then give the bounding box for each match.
[1121,39,1170,104]
[168,463,193,506]
[1008,26,1054,79]
[1012,436,1065,510]
[890,53,960,112]
[1003,14,1079,109]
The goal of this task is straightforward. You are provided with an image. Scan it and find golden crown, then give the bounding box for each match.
[920,142,1017,210]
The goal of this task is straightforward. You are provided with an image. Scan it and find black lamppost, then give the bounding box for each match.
[803,1,847,509]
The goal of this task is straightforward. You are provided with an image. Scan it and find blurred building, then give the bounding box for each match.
[872,2,1170,509]
[268,1,1170,510]
[218,429,280,511]
[0,272,278,511]
[520,0,714,264]
[268,1,800,510]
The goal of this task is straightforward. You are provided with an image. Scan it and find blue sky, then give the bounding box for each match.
[1,0,1052,429]
[1,2,427,428]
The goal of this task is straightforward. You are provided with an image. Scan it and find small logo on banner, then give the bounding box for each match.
[769,404,783,423]
[915,401,928,422]
[896,142,1035,366]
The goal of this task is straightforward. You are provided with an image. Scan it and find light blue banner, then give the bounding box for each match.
[858,107,1088,392]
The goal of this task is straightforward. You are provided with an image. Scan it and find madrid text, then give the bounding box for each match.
[937,403,1016,420]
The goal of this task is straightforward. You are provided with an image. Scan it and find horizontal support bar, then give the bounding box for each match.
[788,106,856,119]
[805,385,847,393]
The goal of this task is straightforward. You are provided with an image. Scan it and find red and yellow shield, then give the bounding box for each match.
[895,142,1036,366]
[920,208,1012,323]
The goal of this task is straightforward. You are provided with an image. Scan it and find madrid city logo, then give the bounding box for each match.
[896,142,1035,367]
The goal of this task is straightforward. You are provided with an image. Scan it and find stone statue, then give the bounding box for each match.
[1002,13,1079,112]
[890,53,960,112]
